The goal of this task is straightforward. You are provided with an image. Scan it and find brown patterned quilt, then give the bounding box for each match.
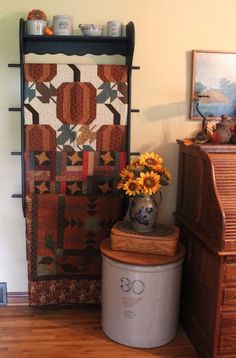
[24,64,128,306]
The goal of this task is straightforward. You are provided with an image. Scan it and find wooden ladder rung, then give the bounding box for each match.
[11,194,22,198]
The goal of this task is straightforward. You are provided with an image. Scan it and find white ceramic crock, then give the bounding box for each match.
[101,254,184,348]
[26,20,47,35]
[53,15,73,35]
[107,20,122,36]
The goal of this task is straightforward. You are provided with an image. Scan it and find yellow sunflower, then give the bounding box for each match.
[163,169,172,181]
[123,178,141,196]
[119,167,134,181]
[138,171,160,195]
[139,152,163,170]
[117,181,125,190]
[154,164,165,174]
[130,158,143,170]
[117,168,134,190]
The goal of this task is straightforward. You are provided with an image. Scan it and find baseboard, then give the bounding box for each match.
[7,292,29,305]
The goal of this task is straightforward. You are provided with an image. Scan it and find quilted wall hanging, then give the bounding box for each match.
[24,64,128,306]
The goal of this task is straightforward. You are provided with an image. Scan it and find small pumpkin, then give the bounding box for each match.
[44,26,54,36]
[27,9,47,20]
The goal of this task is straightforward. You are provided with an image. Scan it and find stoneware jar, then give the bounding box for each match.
[107,20,122,36]
[26,20,47,35]
[53,15,73,35]
[129,195,160,233]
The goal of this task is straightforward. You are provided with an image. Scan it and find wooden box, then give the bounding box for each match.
[111,221,179,256]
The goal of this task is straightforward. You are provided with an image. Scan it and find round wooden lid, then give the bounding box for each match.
[100,238,185,266]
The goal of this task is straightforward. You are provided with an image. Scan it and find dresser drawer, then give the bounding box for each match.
[219,312,236,355]
[222,287,236,308]
[223,257,236,283]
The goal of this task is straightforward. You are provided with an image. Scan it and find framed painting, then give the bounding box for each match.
[190,50,236,120]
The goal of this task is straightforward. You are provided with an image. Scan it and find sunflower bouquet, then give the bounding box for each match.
[117,152,172,197]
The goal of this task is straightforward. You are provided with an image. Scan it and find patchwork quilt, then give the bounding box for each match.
[24,64,128,306]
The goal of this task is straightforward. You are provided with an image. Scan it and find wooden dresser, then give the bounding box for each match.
[176,140,236,358]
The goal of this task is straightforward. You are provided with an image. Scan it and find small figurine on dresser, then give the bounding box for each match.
[212,114,234,144]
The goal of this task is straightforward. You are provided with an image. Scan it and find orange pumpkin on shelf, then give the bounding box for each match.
[27,9,47,20]
[44,26,54,36]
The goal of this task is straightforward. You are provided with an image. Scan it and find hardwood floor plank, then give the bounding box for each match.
[0,306,197,358]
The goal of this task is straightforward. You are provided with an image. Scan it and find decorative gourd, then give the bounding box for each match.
[27,9,47,21]
[44,26,54,36]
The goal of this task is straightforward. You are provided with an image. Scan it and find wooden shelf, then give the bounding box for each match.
[20,19,135,64]
[23,35,131,56]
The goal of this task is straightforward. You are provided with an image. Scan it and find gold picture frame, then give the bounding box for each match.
[190,50,236,120]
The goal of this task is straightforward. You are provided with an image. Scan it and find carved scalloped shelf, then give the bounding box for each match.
[20,19,135,59]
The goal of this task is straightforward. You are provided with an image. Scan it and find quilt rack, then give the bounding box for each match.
[9,18,140,217]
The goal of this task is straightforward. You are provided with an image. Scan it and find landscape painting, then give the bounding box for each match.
[190,50,236,119]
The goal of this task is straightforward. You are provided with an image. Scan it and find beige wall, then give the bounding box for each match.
[1,0,235,291]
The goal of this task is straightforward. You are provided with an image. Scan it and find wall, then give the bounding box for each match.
[1,0,235,291]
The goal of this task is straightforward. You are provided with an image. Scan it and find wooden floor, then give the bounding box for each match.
[0,306,198,358]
